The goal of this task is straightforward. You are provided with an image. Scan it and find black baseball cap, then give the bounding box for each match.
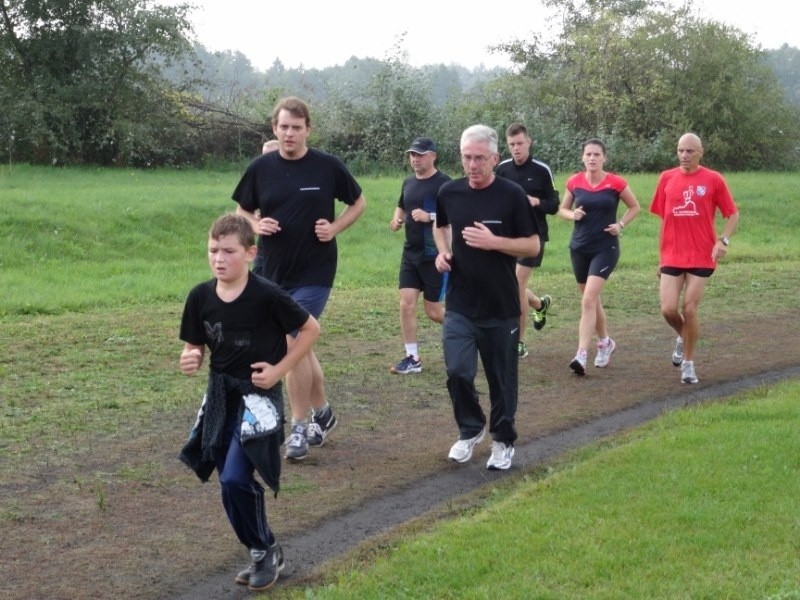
[406,137,436,154]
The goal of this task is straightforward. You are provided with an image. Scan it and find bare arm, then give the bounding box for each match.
[390,206,405,231]
[250,315,321,390]
[433,223,453,273]
[605,185,641,237]
[316,194,367,242]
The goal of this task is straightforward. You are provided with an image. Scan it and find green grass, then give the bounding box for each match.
[296,381,800,599]
[2,165,799,598]
[2,166,798,315]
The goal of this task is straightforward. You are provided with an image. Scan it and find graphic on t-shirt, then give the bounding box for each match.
[204,321,223,343]
[673,186,700,217]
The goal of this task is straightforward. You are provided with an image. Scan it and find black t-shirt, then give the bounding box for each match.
[397,170,451,262]
[495,157,558,242]
[180,272,310,380]
[436,176,539,319]
[231,148,362,288]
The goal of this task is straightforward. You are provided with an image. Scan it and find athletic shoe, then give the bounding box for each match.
[235,542,284,586]
[486,441,515,470]
[307,406,337,447]
[517,341,529,358]
[390,355,422,374]
[672,337,685,367]
[681,360,699,384]
[532,295,552,331]
[569,350,587,376]
[247,543,284,591]
[594,338,616,368]
[284,423,308,460]
[448,427,486,463]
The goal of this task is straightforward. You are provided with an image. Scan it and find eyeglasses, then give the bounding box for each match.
[461,154,493,164]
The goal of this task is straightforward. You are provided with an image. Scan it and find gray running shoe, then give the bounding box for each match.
[448,427,486,463]
[284,423,308,460]
[681,360,699,384]
[486,441,515,470]
[236,542,284,586]
[247,543,284,591]
[672,337,685,367]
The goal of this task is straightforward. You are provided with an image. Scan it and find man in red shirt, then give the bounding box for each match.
[650,133,739,384]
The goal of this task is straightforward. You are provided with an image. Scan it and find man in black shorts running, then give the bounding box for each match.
[389,137,451,374]
[496,123,559,358]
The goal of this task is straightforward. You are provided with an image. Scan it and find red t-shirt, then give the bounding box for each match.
[650,166,737,268]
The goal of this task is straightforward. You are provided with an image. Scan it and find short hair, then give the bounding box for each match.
[209,214,255,249]
[461,124,499,155]
[272,96,311,128]
[262,139,280,154]
[505,123,529,139]
[582,137,607,154]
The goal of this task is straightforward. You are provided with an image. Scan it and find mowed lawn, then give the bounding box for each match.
[1,165,799,599]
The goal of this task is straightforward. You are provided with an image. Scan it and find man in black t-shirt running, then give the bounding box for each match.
[232,96,366,461]
[434,124,540,472]
[495,123,558,358]
[389,137,451,375]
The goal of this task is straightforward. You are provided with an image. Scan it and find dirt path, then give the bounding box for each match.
[170,311,800,600]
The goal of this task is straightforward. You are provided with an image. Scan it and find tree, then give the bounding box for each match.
[0,0,194,165]
[491,0,800,171]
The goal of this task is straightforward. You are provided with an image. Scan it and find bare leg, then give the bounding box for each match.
[516,264,533,344]
[679,275,709,362]
[286,346,327,420]
[399,288,421,348]
[578,276,608,351]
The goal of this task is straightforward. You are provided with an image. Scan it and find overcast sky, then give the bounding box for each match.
[171,0,798,71]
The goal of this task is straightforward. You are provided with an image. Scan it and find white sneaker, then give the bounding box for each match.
[569,350,587,375]
[594,338,616,368]
[448,427,486,463]
[672,337,684,367]
[681,360,698,384]
[486,441,515,470]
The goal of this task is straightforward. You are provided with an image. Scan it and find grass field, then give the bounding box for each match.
[1,165,799,599]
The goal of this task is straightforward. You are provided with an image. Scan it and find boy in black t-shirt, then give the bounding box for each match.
[178,214,320,591]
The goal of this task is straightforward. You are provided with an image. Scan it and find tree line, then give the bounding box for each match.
[2,0,799,172]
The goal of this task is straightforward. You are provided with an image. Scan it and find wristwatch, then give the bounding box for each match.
[720,236,730,246]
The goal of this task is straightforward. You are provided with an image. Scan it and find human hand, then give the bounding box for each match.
[572,206,586,221]
[435,252,452,273]
[315,219,335,242]
[390,217,403,231]
[257,217,281,236]
[410,208,431,223]
[251,362,280,390]
[461,222,495,250]
[180,348,203,376]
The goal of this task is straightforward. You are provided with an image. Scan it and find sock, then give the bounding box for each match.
[599,336,610,347]
[405,343,419,359]
[291,418,308,428]
[578,348,588,357]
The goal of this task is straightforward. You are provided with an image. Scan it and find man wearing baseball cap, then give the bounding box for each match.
[389,137,451,374]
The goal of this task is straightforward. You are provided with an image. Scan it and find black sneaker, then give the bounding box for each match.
[532,295,552,331]
[235,543,285,586]
[247,543,284,591]
[307,407,337,447]
[390,354,422,374]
